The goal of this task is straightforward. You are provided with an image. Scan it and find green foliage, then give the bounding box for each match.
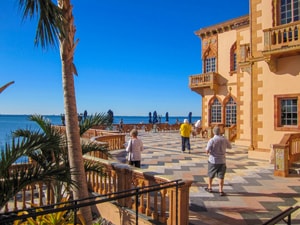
[79,113,111,136]
[0,113,110,209]
[13,197,85,225]
[18,0,66,48]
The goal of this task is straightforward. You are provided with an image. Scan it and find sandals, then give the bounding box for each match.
[204,187,212,193]
[205,187,225,196]
[219,192,225,196]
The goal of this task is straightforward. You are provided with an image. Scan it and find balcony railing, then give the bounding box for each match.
[189,72,219,96]
[263,21,300,71]
[264,21,300,51]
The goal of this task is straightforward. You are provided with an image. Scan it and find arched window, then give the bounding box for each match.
[202,37,217,73]
[230,42,237,73]
[210,98,222,123]
[225,97,237,127]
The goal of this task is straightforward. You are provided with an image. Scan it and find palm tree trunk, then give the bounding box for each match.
[58,0,92,224]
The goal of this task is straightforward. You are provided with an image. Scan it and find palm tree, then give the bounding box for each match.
[0,113,111,209]
[17,0,92,223]
[0,125,74,208]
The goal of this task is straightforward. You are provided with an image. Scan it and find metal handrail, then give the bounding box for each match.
[262,206,300,225]
[0,179,184,225]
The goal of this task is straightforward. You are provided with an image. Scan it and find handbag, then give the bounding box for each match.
[127,140,133,162]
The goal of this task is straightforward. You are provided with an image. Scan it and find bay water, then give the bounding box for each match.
[0,114,201,147]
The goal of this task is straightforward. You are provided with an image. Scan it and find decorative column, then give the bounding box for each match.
[167,180,192,225]
[273,144,289,177]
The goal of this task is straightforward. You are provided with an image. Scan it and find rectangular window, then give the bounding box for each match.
[205,57,216,73]
[281,99,297,125]
[280,0,299,24]
[275,94,300,131]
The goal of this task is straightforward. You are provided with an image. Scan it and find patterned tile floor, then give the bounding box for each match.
[112,130,300,225]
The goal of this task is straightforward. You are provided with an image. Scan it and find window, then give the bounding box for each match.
[211,98,222,123]
[280,0,299,24]
[274,94,300,131]
[205,57,216,73]
[233,53,237,71]
[230,42,237,73]
[281,99,297,125]
[225,97,237,127]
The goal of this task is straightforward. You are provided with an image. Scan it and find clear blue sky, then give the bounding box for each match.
[0,0,249,117]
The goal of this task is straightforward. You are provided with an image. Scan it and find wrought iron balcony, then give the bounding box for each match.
[189,72,219,96]
[263,21,300,72]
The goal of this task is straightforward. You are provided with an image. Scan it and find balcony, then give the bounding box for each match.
[189,72,220,96]
[263,21,300,72]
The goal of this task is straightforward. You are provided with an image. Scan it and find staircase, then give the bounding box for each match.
[289,161,300,176]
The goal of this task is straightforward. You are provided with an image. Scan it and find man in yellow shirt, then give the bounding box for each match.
[180,119,192,153]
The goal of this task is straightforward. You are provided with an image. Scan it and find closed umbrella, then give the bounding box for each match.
[188,112,192,124]
[165,112,169,123]
[153,111,158,124]
[148,112,152,124]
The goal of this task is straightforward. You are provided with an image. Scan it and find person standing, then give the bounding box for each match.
[126,129,144,168]
[119,118,124,132]
[205,126,232,196]
[180,119,192,153]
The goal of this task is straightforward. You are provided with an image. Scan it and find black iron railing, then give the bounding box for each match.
[262,206,300,225]
[0,179,183,225]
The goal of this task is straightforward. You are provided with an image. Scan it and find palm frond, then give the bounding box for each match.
[84,160,104,175]
[81,141,111,159]
[0,163,73,208]
[28,114,52,134]
[0,132,52,169]
[79,113,111,136]
[18,0,65,48]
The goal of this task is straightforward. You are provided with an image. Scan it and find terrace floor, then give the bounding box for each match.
[111,130,300,225]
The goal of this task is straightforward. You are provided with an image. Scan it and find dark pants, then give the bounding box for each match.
[129,160,141,168]
[181,136,190,151]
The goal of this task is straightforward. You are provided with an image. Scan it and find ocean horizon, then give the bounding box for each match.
[0,114,201,147]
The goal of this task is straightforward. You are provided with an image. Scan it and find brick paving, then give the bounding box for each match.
[112,130,300,225]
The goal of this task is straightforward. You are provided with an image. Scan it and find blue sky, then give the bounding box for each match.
[0,1,249,117]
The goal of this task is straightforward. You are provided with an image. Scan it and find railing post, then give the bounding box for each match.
[167,180,192,225]
[115,165,132,207]
[264,29,272,51]
[273,144,289,177]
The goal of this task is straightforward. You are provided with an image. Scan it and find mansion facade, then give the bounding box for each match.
[189,0,300,159]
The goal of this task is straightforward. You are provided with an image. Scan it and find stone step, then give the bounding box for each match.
[289,167,300,175]
[291,161,300,168]
[289,161,300,175]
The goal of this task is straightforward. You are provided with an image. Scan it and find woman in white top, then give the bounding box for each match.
[126,129,144,168]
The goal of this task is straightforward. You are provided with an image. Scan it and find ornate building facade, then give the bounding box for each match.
[189,0,300,159]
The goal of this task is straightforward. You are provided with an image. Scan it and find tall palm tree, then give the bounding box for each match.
[17,0,92,223]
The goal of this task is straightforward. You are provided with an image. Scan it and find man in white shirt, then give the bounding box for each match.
[205,126,232,196]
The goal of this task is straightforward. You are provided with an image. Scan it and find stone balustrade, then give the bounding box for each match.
[263,21,300,51]
[2,157,192,225]
[84,155,192,225]
[273,133,300,177]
